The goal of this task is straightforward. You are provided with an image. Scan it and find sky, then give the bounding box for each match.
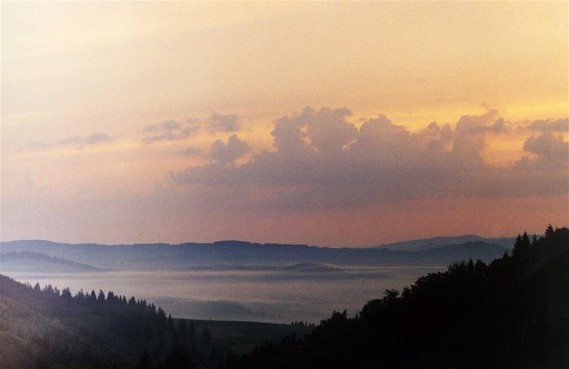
[1,2,568,247]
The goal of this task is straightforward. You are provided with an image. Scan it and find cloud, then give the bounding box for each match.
[86,133,113,144]
[183,147,202,157]
[142,113,241,144]
[143,120,198,144]
[209,134,250,165]
[58,136,82,146]
[451,110,509,165]
[527,118,568,133]
[523,133,568,157]
[519,132,569,176]
[29,132,114,150]
[210,113,240,132]
[271,106,357,155]
[171,107,568,212]
[454,109,507,134]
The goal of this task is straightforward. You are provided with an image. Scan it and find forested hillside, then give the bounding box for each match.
[229,226,569,369]
[0,275,202,368]
[0,276,307,369]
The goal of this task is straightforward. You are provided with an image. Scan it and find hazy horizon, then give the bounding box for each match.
[0,232,519,249]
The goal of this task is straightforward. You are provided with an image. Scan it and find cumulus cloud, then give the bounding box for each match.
[143,120,198,144]
[454,109,507,134]
[210,134,250,165]
[518,132,569,178]
[271,106,357,155]
[523,133,568,157]
[171,107,568,212]
[527,118,568,133]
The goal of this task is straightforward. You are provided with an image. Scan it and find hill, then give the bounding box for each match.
[0,252,101,273]
[412,241,509,264]
[0,275,310,369]
[227,226,569,369]
[0,238,509,272]
[1,227,565,368]
[377,235,515,251]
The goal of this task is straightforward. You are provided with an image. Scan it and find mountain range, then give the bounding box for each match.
[0,235,514,272]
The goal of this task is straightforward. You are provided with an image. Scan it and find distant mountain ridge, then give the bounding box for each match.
[0,251,101,273]
[0,236,513,272]
[376,235,516,251]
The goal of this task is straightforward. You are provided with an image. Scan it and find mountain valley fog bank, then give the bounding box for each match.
[0,237,512,322]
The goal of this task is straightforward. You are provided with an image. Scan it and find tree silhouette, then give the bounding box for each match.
[227,226,569,369]
[136,349,153,369]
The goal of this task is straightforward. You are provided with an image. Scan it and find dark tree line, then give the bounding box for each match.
[227,226,568,369]
[0,274,213,369]
[290,321,316,327]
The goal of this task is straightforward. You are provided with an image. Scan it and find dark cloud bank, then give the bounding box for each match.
[171,107,568,211]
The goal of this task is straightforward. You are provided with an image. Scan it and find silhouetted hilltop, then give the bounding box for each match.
[227,226,569,369]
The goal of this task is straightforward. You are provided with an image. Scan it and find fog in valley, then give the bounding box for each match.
[4,266,443,323]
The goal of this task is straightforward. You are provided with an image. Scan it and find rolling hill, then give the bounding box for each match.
[376,235,515,251]
[0,252,101,273]
[0,274,310,369]
[0,237,509,272]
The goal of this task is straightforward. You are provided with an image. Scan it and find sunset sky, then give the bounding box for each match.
[1,2,567,246]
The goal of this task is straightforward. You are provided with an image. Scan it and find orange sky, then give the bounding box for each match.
[1,2,567,246]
